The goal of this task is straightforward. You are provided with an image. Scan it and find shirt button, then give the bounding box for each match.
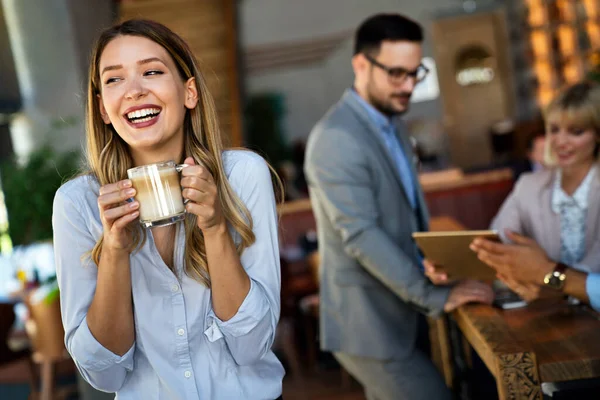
[177,328,185,336]
[184,371,192,378]
[171,284,179,293]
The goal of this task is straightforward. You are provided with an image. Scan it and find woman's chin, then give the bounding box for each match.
[557,158,590,170]
[125,137,165,152]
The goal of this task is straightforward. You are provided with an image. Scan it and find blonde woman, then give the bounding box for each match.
[471,81,600,301]
[53,20,284,399]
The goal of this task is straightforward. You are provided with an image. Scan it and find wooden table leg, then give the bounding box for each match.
[494,351,542,400]
[40,360,54,400]
[428,316,454,388]
[278,317,304,381]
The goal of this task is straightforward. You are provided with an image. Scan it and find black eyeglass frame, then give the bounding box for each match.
[363,54,429,84]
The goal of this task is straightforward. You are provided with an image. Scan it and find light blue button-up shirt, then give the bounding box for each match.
[587,274,600,311]
[350,89,418,209]
[53,150,284,399]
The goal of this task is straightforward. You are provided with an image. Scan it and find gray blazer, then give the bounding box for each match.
[492,168,600,273]
[304,90,450,360]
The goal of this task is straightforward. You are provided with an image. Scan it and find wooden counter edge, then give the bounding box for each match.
[453,305,542,400]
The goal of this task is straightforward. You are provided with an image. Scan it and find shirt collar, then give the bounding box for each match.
[350,88,395,132]
[552,165,597,212]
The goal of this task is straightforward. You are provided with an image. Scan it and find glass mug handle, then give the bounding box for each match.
[175,163,189,173]
[175,164,191,205]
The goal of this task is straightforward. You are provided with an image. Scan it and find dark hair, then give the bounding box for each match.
[354,13,423,56]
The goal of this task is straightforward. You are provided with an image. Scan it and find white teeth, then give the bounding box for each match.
[133,116,153,123]
[126,108,160,120]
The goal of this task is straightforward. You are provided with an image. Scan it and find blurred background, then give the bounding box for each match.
[1,0,600,399]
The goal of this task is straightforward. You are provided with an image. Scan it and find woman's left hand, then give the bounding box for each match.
[180,157,225,234]
[470,230,555,285]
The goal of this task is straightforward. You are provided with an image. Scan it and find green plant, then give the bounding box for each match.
[0,145,80,246]
[244,93,290,167]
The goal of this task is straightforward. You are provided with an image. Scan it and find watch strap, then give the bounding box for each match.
[555,262,568,275]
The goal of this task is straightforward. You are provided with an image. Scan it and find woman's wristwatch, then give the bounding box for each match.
[543,262,568,290]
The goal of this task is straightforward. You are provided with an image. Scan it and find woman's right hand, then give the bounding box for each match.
[97,179,139,251]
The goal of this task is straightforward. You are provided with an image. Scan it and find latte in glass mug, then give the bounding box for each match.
[127,161,188,228]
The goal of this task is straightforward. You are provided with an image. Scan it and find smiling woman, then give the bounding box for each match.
[52,19,284,400]
[95,35,197,166]
[476,82,600,297]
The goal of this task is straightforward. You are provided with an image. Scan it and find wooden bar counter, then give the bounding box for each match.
[431,216,600,400]
[454,301,600,400]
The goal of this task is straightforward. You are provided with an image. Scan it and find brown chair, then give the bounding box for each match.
[300,252,320,371]
[0,301,30,366]
[300,251,352,387]
[276,198,319,380]
[24,295,77,400]
[276,257,309,382]
[277,199,352,384]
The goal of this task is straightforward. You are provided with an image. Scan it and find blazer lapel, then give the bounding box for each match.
[395,121,429,229]
[541,172,561,261]
[342,90,412,207]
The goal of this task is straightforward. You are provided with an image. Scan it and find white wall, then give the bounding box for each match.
[240,0,474,143]
[2,0,114,160]
[67,0,115,83]
[3,0,84,158]
[241,0,462,47]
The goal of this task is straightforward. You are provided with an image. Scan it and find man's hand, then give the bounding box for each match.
[470,230,555,285]
[444,280,494,312]
[423,259,454,286]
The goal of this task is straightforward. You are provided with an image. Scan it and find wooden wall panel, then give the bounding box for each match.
[432,10,515,169]
[119,0,242,146]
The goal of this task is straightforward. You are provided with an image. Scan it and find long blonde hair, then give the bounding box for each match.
[543,81,600,166]
[86,19,275,286]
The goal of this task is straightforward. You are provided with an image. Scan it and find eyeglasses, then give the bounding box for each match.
[364,54,429,84]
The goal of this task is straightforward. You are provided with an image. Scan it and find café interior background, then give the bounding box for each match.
[1,0,600,399]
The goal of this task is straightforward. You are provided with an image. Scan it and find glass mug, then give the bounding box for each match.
[127,161,188,228]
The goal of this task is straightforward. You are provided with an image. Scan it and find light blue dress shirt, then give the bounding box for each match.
[53,150,284,399]
[587,274,600,311]
[350,90,418,209]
